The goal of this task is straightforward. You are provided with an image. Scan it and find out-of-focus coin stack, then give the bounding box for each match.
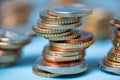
[99,16,120,74]
[1,1,32,26]
[32,4,94,77]
[0,29,32,67]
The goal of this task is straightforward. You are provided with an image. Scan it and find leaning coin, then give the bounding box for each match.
[48,4,92,17]
[32,66,62,78]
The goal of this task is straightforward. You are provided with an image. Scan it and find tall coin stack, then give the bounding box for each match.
[0,29,31,67]
[99,16,120,74]
[33,4,94,77]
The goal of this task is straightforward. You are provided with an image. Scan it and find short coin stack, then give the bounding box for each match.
[33,4,94,77]
[0,30,31,67]
[99,16,120,74]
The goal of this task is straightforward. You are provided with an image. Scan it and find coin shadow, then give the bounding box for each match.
[53,70,89,79]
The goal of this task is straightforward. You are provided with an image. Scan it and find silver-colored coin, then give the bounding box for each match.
[33,57,87,75]
[37,20,82,29]
[48,4,92,17]
[99,60,120,75]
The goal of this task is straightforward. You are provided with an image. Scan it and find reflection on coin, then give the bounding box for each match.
[48,4,92,17]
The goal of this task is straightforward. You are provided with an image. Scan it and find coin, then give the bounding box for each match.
[32,66,61,77]
[63,31,94,43]
[50,39,94,49]
[43,52,85,62]
[48,4,92,17]
[43,59,82,67]
[40,10,80,25]
[33,25,69,34]
[37,20,82,29]
[35,30,73,38]
[34,57,87,75]
[47,29,81,41]
[43,46,85,57]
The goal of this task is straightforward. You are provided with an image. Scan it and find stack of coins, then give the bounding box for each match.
[0,29,31,67]
[99,16,120,74]
[33,4,94,77]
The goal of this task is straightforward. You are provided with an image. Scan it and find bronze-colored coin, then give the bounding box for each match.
[43,59,82,67]
[61,31,94,43]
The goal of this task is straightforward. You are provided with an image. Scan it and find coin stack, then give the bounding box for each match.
[32,4,94,77]
[0,29,31,67]
[99,16,120,74]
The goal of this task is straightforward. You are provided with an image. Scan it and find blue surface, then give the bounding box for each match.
[0,37,120,80]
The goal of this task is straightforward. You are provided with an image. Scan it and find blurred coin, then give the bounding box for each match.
[48,4,92,17]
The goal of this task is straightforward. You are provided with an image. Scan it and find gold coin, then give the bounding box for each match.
[40,10,80,25]
[37,20,82,29]
[50,39,94,49]
[36,30,73,38]
[33,25,69,34]
[48,29,81,41]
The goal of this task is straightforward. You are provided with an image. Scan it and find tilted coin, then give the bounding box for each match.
[47,29,81,41]
[35,30,73,38]
[40,10,80,25]
[34,57,87,75]
[32,66,62,78]
[37,20,82,29]
[48,4,92,17]
[50,39,94,49]
[33,25,69,34]
[99,60,120,75]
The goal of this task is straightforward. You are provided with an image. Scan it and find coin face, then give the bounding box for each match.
[48,4,92,17]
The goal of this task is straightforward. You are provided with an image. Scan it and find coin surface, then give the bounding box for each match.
[40,10,80,25]
[48,4,92,17]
